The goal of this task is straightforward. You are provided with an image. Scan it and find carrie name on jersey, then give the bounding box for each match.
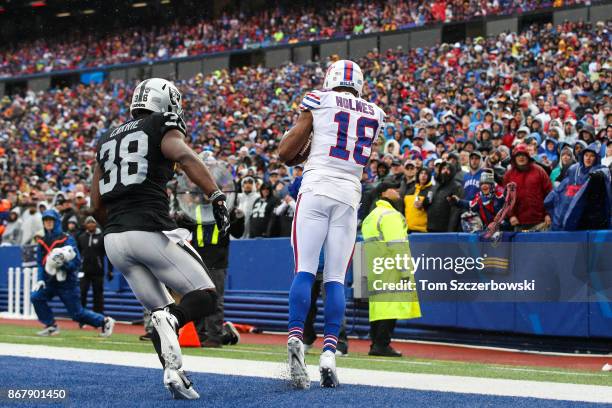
[95,112,185,235]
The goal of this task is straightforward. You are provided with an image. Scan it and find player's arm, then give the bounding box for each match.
[161,130,219,196]
[161,129,230,234]
[278,110,313,163]
[90,164,108,227]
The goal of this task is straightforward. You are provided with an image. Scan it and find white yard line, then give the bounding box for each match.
[1,343,611,403]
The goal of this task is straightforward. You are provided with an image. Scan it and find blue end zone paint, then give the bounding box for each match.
[0,356,604,408]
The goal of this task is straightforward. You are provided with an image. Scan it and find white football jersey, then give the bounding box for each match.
[298,89,386,208]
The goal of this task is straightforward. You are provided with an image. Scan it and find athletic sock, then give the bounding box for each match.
[169,289,217,329]
[288,272,315,342]
[323,281,345,353]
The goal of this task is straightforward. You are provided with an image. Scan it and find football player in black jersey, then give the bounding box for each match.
[91,78,230,400]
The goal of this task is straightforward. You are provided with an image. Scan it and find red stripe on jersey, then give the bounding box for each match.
[306,92,320,100]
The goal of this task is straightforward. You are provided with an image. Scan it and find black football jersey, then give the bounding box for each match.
[95,112,186,234]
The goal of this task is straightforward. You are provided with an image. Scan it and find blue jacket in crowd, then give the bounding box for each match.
[545,143,612,231]
[463,168,484,201]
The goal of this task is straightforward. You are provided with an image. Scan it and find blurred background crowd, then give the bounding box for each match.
[0,0,598,78]
[0,19,611,244]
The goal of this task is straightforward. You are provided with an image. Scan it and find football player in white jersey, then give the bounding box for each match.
[279,60,386,388]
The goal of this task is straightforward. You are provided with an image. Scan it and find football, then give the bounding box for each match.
[285,132,312,166]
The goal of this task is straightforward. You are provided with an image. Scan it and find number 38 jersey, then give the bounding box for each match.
[95,112,184,234]
[299,89,386,208]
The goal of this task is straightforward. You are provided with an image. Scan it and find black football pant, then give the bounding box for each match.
[370,319,396,348]
[194,268,226,344]
[80,275,104,314]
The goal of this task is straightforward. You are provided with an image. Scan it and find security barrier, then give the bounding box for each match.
[1,231,611,340]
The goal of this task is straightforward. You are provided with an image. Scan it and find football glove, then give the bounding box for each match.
[210,190,230,237]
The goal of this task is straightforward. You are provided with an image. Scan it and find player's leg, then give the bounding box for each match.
[319,201,358,387]
[31,284,59,336]
[56,284,114,337]
[138,232,218,328]
[289,192,329,342]
[104,232,198,400]
[288,191,330,389]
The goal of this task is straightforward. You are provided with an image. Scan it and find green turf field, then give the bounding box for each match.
[0,323,609,386]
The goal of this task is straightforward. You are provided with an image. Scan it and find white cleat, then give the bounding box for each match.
[287,337,310,389]
[100,317,115,337]
[164,368,200,400]
[151,309,182,370]
[602,363,612,372]
[319,350,339,388]
[37,325,60,336]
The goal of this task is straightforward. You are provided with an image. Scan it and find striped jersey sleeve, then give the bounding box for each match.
[299,90,323,111]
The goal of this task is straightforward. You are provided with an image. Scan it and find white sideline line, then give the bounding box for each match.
[0,343,611,403]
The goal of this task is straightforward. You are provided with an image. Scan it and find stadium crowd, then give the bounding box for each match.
[0,20,611,243]
[0,0,597,78]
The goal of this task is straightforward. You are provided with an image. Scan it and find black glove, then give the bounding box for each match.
[210,190,230,236]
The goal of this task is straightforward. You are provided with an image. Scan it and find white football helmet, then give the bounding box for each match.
[323,60,364,97]
[130,78,183,118]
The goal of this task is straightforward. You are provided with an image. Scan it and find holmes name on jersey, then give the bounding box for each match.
[335,96,375,116]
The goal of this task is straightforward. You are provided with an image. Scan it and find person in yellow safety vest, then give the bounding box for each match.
[361,181,421,357]
[177,203,245,347]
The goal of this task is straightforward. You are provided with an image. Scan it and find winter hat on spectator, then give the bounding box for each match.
[376,180,401,197]
[580,125,595,139]
[469,150,483,160]
[511,144,532,160]
[84,216,97,225]
[517,126,530,135]
[480,170,495,185]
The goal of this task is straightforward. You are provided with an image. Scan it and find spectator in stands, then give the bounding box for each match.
[1,208,22,245]
[31,210,114,337]
[550,146,577,186]
[76,216,112,316]
[273,194,296,237]
[503,144,553,231]
[20,202,43,246]
[545,143,612,231]
[602,139,612,168]
[404,168,433,233]
[56,195,79,234]
[249,183,279,238]
[463,151,484,201]
[0,0,587,78]
[450,170,505,232]
[237,177,259,238]
[423,161,463,232]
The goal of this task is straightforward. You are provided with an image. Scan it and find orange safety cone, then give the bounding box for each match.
[178,322,201,347]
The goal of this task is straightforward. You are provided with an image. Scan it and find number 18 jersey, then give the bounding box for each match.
[95,112,184,234]
[299,89,386,208]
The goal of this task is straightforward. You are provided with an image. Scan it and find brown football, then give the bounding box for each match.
[285,133,312,166]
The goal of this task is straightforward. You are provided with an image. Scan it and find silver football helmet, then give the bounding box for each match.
[130,78,183,118]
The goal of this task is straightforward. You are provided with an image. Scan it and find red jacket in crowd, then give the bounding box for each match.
[503,155,553,226]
